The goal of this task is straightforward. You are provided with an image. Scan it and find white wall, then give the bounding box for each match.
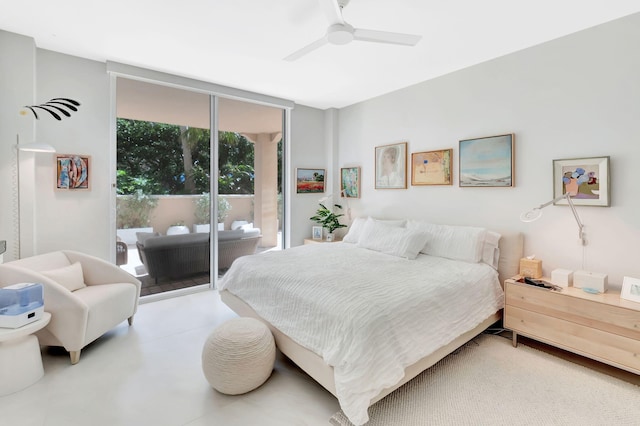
[289,105,329,246]
[33,50,112,259]
[337,13,640,287]
[0,32,36,261]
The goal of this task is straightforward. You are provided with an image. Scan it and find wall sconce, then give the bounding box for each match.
[520,192,586,246]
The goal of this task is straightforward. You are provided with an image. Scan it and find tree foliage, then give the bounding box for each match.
[116,119,255,195]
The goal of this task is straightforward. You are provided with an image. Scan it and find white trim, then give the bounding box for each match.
[106,61,294,110]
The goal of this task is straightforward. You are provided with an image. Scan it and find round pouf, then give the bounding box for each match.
[202,317,276,395]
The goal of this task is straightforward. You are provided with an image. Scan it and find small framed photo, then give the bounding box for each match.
[375,142,407,189]
[341,167,361,198]
[459,134,514,187]
[296,168,325,194]
[312,226,323,240]
[621,276,640,303]
[553,156,610,207]
[411,149,453,186]
[55,154,90,190]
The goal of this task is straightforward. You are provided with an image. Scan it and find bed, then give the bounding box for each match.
[219,218,523,425]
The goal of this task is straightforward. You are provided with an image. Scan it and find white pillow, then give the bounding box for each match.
[482,231,502,269]
[356,218,428,260]
[231,220,249,230]
[342,217,368,243]
[407,220,486,263]
[41,262,87,292]
[342,217,406,244]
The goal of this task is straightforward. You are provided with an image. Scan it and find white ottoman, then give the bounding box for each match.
[202,317,276,395]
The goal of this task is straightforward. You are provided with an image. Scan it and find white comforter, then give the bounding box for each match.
[219,243,504,425]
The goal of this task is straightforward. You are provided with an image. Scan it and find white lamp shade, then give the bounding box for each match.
[18,142,56,153]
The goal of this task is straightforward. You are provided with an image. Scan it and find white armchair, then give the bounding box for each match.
[0,250,141,364]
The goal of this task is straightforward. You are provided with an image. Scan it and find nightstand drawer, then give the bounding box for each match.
[505,281,640,339]
[505,305,640,373]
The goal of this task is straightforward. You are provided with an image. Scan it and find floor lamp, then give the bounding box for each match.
[14,134,56,259]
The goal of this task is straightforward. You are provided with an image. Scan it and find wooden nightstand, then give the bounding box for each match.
[504,277,640,375]
[303,238,342,245]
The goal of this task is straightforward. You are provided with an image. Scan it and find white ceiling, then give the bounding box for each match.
[2,0,640,110]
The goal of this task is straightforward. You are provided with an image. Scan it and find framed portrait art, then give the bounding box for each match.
[375,142,407,189]
[411,149,453,186]
[296,168,325,194]
[55,154,90,190]
[459,134,514,187]
[340,167,361,198]
[552,156,610,207]
[312,226,323,241]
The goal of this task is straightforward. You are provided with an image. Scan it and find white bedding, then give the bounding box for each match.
[219,242,504,425]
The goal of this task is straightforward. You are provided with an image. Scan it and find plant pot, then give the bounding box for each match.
[193,224,210,233]
[167,225,190,236]
[326,232,334,242]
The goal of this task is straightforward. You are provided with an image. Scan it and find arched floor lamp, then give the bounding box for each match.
[14,134,56,259]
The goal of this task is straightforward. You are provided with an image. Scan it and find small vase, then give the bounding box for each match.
[326,232,334,242]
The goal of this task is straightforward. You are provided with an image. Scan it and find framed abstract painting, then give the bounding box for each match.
[552,156,610,207]
[411,149,453,185]
[459,134,514,187]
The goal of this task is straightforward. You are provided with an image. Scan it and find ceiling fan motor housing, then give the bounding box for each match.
[327,23,354,45]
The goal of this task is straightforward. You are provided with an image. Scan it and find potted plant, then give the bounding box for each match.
[310,203,347,241]
[116,190,158,244]
[217,197,231,231]
[193,194,232,232]
[167,221,190,235]
[193,193,211,233]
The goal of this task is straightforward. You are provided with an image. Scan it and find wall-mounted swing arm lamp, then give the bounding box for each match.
[520,192,586,246]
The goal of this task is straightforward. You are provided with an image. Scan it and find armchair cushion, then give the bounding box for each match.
[41,262,86,292]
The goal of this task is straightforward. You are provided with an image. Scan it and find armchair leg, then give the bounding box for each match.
[70,350,81,365]
[128,316,134,326]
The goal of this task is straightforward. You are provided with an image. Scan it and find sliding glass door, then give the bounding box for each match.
[114,76,286,298]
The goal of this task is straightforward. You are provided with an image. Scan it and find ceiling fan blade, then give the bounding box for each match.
[284,36,328,61]
[317,0,344,25]
[353,28,421,46]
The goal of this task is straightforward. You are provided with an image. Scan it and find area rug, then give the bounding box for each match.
[330,334,640,425]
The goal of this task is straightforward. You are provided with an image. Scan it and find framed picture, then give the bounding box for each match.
[340,167,361,198]
[312,226,323,240]
[296,168,325,194]
[552,156,610,207]
[459,134,514,187]
[621,276,640,303]
[411,149,453,186]
[55,154,90,190]
[375,142,407,189]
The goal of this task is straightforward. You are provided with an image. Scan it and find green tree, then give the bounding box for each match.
[116,119,255,195]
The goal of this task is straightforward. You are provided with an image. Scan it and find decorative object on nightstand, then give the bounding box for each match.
[519,256,542,278]
[310,201,347,241]
[621,276,640,303]
[551,268,573,287]
[312,226,323,241]
[573,270,608,293]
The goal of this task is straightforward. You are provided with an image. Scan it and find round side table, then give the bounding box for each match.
[0,312,51,396]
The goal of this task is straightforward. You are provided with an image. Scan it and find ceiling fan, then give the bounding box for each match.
[284,0,421,61]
